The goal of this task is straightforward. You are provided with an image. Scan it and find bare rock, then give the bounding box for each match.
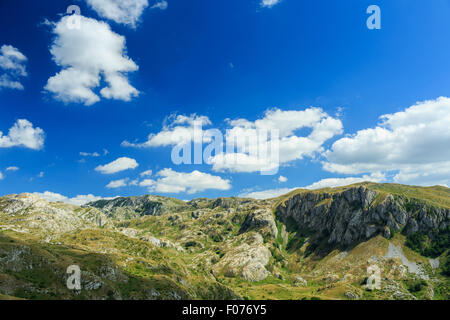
[240,208,278,238]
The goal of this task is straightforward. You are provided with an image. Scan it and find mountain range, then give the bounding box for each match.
[0,182,448,300]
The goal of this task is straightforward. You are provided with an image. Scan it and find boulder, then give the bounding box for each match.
[293,276,307,287]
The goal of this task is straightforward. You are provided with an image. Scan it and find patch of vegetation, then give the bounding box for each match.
[404,279,427,293]
[369,184,450,209]
[405,227,450,258]
[286,235,306,252]
[274,183,450,210]
[433,279,450,300]
[442,252,450,277]
[274,220,284,248]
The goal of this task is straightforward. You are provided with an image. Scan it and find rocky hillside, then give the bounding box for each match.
[86,195,192,220]
[276,184,449,245]
[0,183,448,300]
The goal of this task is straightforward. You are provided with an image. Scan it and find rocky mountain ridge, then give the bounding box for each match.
[276,185,449,246]
[0,183,448,300]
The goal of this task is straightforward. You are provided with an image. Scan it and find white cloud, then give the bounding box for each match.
[123,108,341,174]
[392,163,450,187]
[5,166,19,172]
[80,151,100,157]
[240,187,293,199]
[261,0,282,8]
[0,119,45,150]
[106,178,129,188]
[95,157,139,174]
[240,173,385,200]
[0,172,3,180]
[0,45,27,90]
[142,168,231,194]
[211,153,279,174]
[0,74,24,90]
[0,45,27,75]
[151,1,168,10]
[323,97,450,186]
[211,107,342,173]
[122,114,211,148]
[86,0,149,27]
[33,191,105,206]
[139,178,155,187]
[129,179,139,186]
[140,169,153,177]
[38,171,44,178]
[304,172,385,190]
[45,15,139,106]
[278,175,287,183]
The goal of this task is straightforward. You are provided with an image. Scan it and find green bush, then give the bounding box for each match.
[442,252,450,277]
[404,279,427,293]
[405,227,450,258]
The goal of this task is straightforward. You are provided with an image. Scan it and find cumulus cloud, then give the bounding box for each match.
[239,187,293,199]
[95,157,139,174]
[45,15,139,106]
[122,114,211,148]
[240,173,385,200]
[0,119,45,150]
[278,175,287,183]
[211,153,279,174]
[211,107,342,173]
[323,97,450,186]
[304,172,385,190]
[139,178,155,187]
[106,178,129,188]
[261,0,282,8]
[33,191,105,206]
[86,0,150,27]
[391,163,450,187]
[123,108,342,175]
[0,45,27,90]
[141,168,231,194]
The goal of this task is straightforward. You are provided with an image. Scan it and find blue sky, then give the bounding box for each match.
[1,0,450,204]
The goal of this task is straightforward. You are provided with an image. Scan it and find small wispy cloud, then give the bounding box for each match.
[95,157,139,174]
[106,178,129,189]
[261,0,282,8]
[80,151,100,157]
[151,1,168,10]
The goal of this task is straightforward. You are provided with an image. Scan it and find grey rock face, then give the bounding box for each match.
[240,208,278,238]
[213,233,271,282]
[210,197,252,210]
[276,186,449,246]
[385,243,429,280]
[86,195,191,220]
[344,291,360,300]
[0,193,110,237]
